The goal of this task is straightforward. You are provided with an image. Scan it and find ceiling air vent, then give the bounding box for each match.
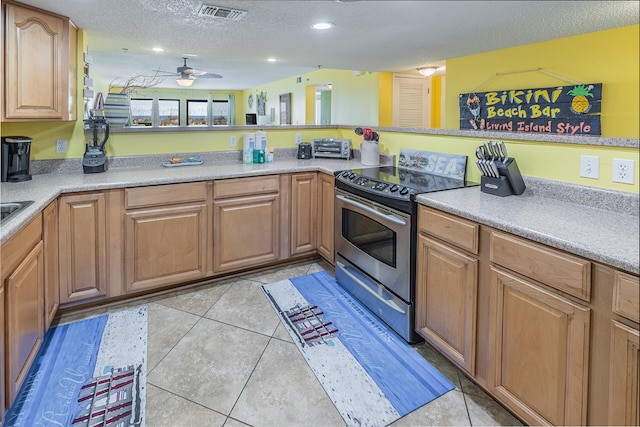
[198,4,247,21]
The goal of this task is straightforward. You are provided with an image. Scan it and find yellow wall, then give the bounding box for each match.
[378,72,393,126]
[445,25,639,139]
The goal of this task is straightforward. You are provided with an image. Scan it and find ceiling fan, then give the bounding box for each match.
[156,58,223,87]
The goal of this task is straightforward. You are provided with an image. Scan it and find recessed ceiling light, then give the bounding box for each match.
[152,47,164,52]
[267,58,277,62]
[312,22,333,30]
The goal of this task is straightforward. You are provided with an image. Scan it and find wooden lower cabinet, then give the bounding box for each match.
[290,173,317,255]
[58,192,108,304]
[488,267,590,426]
[608,320,639,426]
[0,282,4,423]
[5,241,44,408]
[124,204,207,292]
[416,234,478,375]
[213,192,281,272]
[317,172,334,263]
[43,200,59,328]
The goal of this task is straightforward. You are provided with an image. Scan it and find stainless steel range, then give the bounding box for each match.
[334,165,478,343]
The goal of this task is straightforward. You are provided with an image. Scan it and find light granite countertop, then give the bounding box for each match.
[1,155,638,275]
[416,187,639,274]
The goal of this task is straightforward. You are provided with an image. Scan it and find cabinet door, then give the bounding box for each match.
[6,241,44,407]
[0,282,5,422]
[317,172,335,263]
[488,267,590,426]
[291,173,317,255]
[609,320,639,426]
[124,204,207,292]
[59,193,108,304]
[43,200,59,329]
[416,234,478,375]
[3,3,69,120]
[213,193,280,272]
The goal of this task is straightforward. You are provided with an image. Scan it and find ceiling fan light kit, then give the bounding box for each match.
[176,77,194,87]
[418,67,438,77]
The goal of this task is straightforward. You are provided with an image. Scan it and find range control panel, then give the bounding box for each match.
[335,170,415,202]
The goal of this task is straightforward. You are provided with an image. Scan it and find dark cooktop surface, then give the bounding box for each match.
[338,166,478,194]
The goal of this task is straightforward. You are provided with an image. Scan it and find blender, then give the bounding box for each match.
[83,116,110,173]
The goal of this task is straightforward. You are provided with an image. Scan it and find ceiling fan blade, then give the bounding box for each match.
[193,72,223,79]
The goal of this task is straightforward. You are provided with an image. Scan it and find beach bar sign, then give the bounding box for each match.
[459,83,601,135]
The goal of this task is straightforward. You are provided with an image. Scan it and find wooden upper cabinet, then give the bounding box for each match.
[2,1,73,120]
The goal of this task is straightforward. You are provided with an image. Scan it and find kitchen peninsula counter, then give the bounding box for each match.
[2,158,638,274]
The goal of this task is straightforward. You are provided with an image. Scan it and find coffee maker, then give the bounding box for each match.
[83,116,110,173]
[1,136,33,182]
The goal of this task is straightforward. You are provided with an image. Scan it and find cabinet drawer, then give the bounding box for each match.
[613,271,640,323]
[214,175,280,199]
[125,182,207,209]
[418,206,478,254]
[490,231,591,301]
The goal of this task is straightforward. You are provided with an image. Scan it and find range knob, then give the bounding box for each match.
[390,184,399,192]
[349,173,357,180]
[341,171,350,178]
[399,187,409,196]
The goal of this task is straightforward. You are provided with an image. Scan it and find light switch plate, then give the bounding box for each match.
[230,135,237,147]
[296,133,302,145]
[579,155,599,179]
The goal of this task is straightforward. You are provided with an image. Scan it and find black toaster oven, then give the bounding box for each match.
[313,138,351,159]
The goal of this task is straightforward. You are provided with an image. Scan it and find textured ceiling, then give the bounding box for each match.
[13,0,640,90]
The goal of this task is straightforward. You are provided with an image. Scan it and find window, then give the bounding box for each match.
[187,99,229,126]
[212,100,229,125]
[159,99,180,126]
[187,100,208,126]
[130,99,153,126]
[131,98,180,126]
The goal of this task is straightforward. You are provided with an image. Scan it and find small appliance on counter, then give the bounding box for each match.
[297,142,312,159]
[312,138,352,159]
[355,127,380,166]
[1,136,33,182]
[474,140,526,196]
[83,115,110,173]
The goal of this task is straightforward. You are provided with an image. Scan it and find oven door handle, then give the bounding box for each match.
[336,195,407,226]
[336,261,406,314]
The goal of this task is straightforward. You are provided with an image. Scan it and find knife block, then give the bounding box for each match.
[481,158,526,196]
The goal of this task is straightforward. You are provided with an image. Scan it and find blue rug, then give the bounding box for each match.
[4,306,148,427]
[263,271,454,427]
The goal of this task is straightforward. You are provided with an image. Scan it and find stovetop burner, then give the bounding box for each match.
[335,166,479,211]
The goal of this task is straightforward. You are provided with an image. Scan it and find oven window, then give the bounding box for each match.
[342,210,396,267]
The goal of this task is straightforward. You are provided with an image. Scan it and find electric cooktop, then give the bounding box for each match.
[335,166,479,208]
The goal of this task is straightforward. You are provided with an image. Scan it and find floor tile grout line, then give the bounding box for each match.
[147,310,209,375]
[223,335,277,426]
[145,381,229,420]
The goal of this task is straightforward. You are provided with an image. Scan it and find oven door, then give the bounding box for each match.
[334,188,411,301]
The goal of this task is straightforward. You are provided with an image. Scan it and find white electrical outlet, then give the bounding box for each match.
[579,155,599,179]
[230,135,237,147]
[56,139,67,154]
[612,158,635,184]
[296,133,302,145]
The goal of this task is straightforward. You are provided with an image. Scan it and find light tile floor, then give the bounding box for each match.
[59,259,523,427]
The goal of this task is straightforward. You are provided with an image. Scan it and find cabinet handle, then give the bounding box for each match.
[336,194,406,225]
